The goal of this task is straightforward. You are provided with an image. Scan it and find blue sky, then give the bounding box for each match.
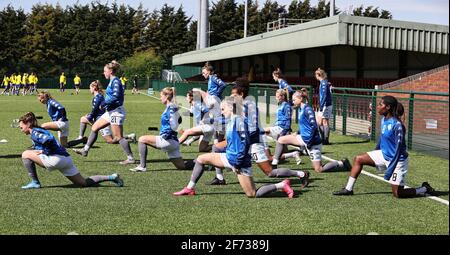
[0,0,448,25]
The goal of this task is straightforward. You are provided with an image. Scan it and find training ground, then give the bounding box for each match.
[0,89,448,234]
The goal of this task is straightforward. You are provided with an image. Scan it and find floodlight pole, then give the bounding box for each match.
[244,0,248,38]
[330,0,335,16]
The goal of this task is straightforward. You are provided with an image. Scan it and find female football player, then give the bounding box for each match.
[38,91,69,147]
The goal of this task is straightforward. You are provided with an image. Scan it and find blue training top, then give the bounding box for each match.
[297,103,322,148]
[275,101,292,135]
[226,115,251,169]
[31,127,69,156]
[377,116,409,180]
[319,79,332,111]
[86,93,106,123]
[104,77,124,111]
[207,74,227,99]
[278,79,293,94]
[46,99,67,121]
[159,103,179,141]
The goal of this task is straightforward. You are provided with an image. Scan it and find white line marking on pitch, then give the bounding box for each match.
[321,155,449,206]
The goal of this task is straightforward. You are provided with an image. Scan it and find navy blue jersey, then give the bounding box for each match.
[104,77,124,111]
[377,117,409,180]
[31,127,69,156]
[244,98,264,144]
[86,93,106,122]
[226,115,251,169]
[297,103,322,148]
[278,79,293,94]
[275,101,292,134]
[159,103,179,141]
[319,79,332,111]
[207,75,227,99]
[46,99,67,121]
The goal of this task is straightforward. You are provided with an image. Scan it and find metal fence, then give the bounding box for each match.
[151,80,449,158]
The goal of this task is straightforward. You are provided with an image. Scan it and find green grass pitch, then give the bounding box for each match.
[0,89,448,234]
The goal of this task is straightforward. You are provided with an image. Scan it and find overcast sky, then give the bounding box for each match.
[0,0,448,25]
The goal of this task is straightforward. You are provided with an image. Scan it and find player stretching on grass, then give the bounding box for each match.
[129,87,195,172]
[333,96,436,198]
[173,96,295,198]
[37,91,70,148]
[18,112,123,189]
[73,60,135,165]
[68,80,136,147]
[271,91,351,173]
[209,80,310,187]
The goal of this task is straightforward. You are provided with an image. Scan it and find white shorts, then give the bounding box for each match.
[250,142,269,163]
[268,126,284,140]
[319,106,333,119]
[206,94,221,109]
[219,153,252,177]
[38,154,79,177]
[56,120,69,138]
[156,136,181,159]
[101,106,126,126]
[367,150,408,186]
[100,125,112,137]
[296,135,322,162]
[198,124,215,142]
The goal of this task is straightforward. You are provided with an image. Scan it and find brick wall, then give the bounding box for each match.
[379,65,449,135]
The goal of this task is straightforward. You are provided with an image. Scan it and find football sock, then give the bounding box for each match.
[79,122,87,137]
[84,131,98,151]
[272,141,284,165]
[269,168,301,177]
[255,184,277,197]
[119,138,133,159]
[415,187,427,195]
[282,151,297,159]
[23,158,39,183]
[345,176,356,191]
[138,142,147,168]
[190,161,205,184]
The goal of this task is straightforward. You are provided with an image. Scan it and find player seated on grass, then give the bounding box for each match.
[208,80,310,187]
[37,91,69,148]
[18,112,123,190]
[272,91,351,173]
[178,89,215,152]
[173,96,295,199]
[73,60,136,165]
[68,80,136,147]
[129,87,195,172]
[333,96,436,198]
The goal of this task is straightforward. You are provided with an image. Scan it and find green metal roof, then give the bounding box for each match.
[173,14,449,66]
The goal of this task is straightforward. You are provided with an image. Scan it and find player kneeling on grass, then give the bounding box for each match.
[173,97,295,198]
[209,80,309,187]
[272,91,351,173]
[68,80,136,147]
[18,112,123,189]
[333,96,435,198]
[129,87,195,172]
[38,91,69,148]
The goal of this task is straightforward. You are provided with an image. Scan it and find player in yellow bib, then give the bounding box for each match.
[74,74,81,95]
[59,72,66,93]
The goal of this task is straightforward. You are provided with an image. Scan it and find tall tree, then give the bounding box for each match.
[258,0,285,32]
[0,5,27,73]
[210,0,239,46]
